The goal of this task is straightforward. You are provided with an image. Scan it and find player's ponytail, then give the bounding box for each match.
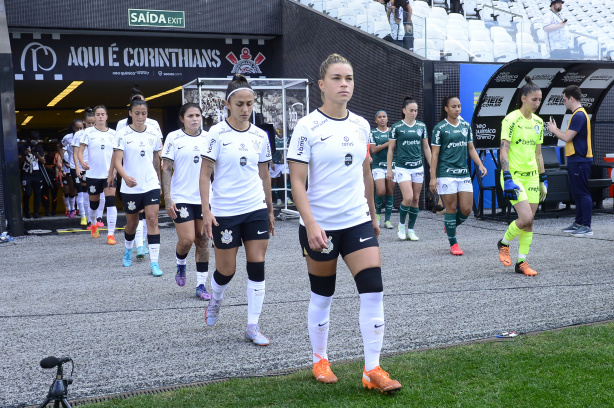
[402,96,417,119]
[83,107,94,120]
[225,74,253,101]
[518,76,541,107]
[130,88,145,102]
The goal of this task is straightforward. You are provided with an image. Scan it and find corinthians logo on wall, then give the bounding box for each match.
[226,48,265,74]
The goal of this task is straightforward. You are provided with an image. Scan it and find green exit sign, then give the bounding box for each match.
[129,9,185,28]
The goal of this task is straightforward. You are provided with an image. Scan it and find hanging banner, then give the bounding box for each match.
[471,60,614,149]
[11,33,272,81]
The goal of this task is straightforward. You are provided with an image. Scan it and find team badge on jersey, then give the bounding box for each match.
[344,153,353,166]
[149,139,154,146]
[127,201,136,211]
[89,185,96,193]
[416,128,423,137]
[252,140,261,152]
[461,128,468,137]
[140,150,145,157]
[240,156,247,167]
[193,156,199,164]
[534,124,540,134]
[221,229,233,244]
[101,145,105,150]
[179,207,189,219]
[321,236,334,254]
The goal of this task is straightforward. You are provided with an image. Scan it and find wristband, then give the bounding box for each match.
[539,173,547,182]
[503,171,512,181]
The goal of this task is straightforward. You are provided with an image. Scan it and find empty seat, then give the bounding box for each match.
[490,26,513,42]
[444,38,471,61]
[373,21,391,38]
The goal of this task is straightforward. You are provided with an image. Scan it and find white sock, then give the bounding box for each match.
[135,219,144,248]
[359,292,385,372]
[89,202,97,226]
[196,271,208,287]
[70,196,76,211]
[83,195,90,221]
[97,192,105,219]
[149,242,160,263]
[176,256,187,266]
[125,239,134,249]
[246,280,265,325]
[211,274,230,301]
[142,220,148,241]
[63,196,69,211]
[308,292,333,363]
[77,192,84,214]
[107,206,117,235]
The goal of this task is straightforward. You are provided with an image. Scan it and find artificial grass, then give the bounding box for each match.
[80,323,614,408]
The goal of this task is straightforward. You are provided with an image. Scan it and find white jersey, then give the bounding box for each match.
[62,151,70,173]
[114,125,163,194]
[61,134,75,169]
[81,127,116,179]
[116,117,162,138]
[161,129,208,205]
[71,129,89,165]
[202,120,272,217]
[287,109,371,230]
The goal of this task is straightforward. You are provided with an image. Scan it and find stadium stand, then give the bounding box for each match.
[297,0,614,61]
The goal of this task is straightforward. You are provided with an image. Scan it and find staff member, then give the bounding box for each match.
[548,85,593,237]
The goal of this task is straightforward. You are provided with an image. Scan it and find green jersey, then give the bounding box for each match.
[273,135,284,164]
[390,120,428,169]
[501,110,543,173]
[369,128,391,169]
[431,119,473,178]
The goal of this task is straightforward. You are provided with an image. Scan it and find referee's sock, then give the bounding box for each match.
[456,209,468,227]
[399,204,410,225]
[502,220,522,245]
[407,206,419,229]
[444,213,457,246]
[517,230,533,262]
[359,291,384,372]
[375,195,383,215]
[384,195,393,222]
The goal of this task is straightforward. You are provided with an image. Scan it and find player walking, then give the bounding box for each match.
[370,110,395,229]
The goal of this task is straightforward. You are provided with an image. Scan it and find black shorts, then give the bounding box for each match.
[121,189,161,214]
[212,208,269,249]
[86,178,107,195]
[70,168,86,185]
[299,221,379,262]
[173,203,203,224]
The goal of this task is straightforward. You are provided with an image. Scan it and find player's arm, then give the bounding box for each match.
[153,151,161,184]
[161,158,177,219]
[199,157,216,239]
[429,145,439,192]
[500,139,511,172]
[536,143,548,202]
[422,138,432,167]
[468,142,487,176]
[363,156,380,238]
[258,161,275,236]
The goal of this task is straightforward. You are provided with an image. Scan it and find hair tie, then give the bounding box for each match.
[227,87,255,100]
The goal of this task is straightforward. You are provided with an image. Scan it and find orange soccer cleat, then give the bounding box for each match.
[515,261,537,276]
[497,240,511,267]
[107,235,117,245]
[312,355,337,384]
[362,366,402,394]
[450,243,463,256]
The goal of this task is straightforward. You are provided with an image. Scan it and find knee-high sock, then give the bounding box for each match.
[106,206,117,235]
[147,234,160,263]
[456,209,468,227]
[308,292,333,363]
[502,220,522,245]
[444,213,457,246]
[211,271,233,301]
[83,194,90,221]
[407,206,419,229]
[69,195,76,211]
[142,219,148,242]
[89,201,98,226]
[247,280,266,325]
[77,192,84,214]
[375,195,383,215]
[359,292,385,371]
[135,219,144,248]
[384,195,393,222]
[97,192,105,219]
[517,230,533,262]
[63,195,69,212]
[399,204,409,225]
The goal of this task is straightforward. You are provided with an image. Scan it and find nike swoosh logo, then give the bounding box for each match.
[318,322,327,327]
[374,324,384,328]
[359,237,373,242]
[320,136,332,141]
[257,230,267,234]
[127,141,133,144]
[177,146,185,150]
[151,199,157,201]
[223,142,233,146]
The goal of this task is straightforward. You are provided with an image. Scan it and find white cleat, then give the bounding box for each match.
[397,224,407,240]
[406,229,419,241]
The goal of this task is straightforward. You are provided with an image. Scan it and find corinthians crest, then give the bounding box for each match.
[127,201,136,211]
[226,48,265,74]
[179,207,189,218]
[221,229,233,244]
[321,236,334,254]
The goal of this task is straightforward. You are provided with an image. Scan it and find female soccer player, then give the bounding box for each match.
[370,110,394,229]
[497,77,547,276]
[287,54,401,394]
[430,96,486,256]
[387,97,431,241]
[77,105,118,244]
[199,74,274,346]
[61,119,83,218]
[114,99,164,276]
[162,103,211,300]
[73,110,96,228]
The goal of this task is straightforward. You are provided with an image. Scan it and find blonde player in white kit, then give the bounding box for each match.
[199,74,274,346]
[77,105,118,243]
[287,54,401,394]
[114,99,164,277]
[162,103,212,300]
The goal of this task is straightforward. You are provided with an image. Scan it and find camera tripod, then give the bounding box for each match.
[37,363,73,408]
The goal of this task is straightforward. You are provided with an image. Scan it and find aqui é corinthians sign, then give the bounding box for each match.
[128,9,185,28]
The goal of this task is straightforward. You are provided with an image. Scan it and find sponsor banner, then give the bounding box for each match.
[538,87,567,116]
[580,69,614,89]
[477,88,517,117]
[12,33,271,81]
[519,67,562,89]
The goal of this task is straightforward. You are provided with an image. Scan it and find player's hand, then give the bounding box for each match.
[75,168,82,178]
[372,218,381,238]
[503,171,522,200]
[82,161,90,170]
[478,164,487,177]
[106,174,115,188]
[271,163,276,171]
[429,177,438,193]
[165,199,178,219]
[306,221,329,252]
[125,176,137,188]
[539,173,548,202]
[268,211,275,237]
[202,209,217,239]
[386,170,394,182]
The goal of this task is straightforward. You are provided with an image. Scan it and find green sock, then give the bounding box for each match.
[444,213,457,246]
[503,220,522,243]
[517,230,533,261]
[407,206,419,229]
[399,204,410,225]
[456,210,468,227]
[384,195,393,222]
[375,195,383,215]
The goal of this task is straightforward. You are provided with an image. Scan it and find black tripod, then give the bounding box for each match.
[38,361,73,408]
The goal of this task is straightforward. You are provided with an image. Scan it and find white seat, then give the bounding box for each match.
[447,23,469,40]
[470,39,494,54]
[494,41,518,61]
[430,6,448,21]
[469,27,490,41]
[464,0,479,18]
[346,2,366,14]
[337,7,355,18]
[415,44,442,60]
[517,41,540,58]
[468,19,487,32]
[339,14,357,26]
[444,39,471,61]
[579,38,600,59]
[373,21,391,38]
[448,12,466,24]
[472,51,495,62]
[490,26,513,42]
